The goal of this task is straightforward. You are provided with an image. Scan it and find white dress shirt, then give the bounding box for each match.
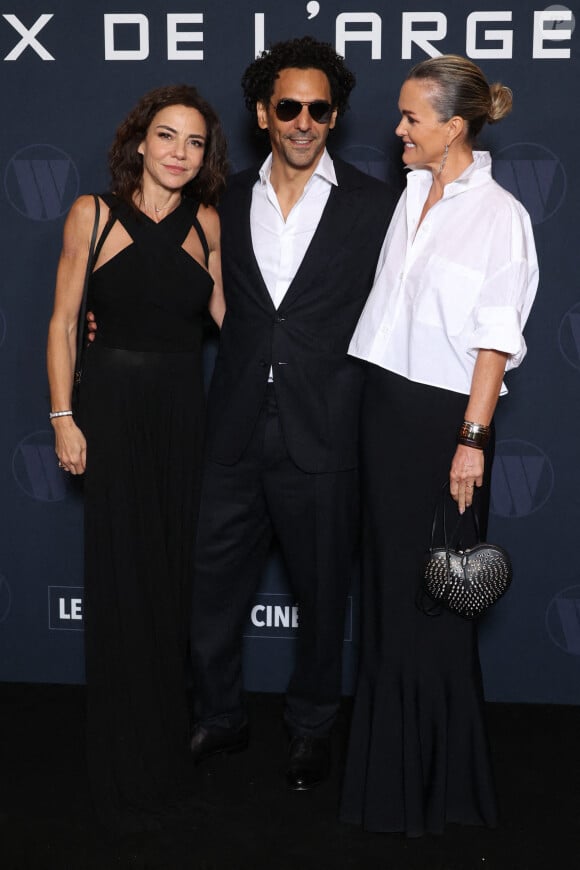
[251,148,337,380]
[251,149,337,309]
[349,151,539,396]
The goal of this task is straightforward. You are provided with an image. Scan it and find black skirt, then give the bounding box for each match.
[340,365,498,837]
[81,344,204,832]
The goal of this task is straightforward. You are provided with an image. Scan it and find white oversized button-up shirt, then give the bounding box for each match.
[349,151,539,395]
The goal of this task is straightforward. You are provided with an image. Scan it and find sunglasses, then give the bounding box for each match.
[271,99,334,124]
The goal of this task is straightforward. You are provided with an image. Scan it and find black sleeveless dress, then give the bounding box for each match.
[79,195,213,832]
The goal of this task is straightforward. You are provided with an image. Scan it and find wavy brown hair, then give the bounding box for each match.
[109,84,228,208]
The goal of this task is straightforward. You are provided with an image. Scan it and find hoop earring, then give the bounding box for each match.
[438,143,449,175]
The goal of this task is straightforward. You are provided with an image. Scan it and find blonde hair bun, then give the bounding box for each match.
[488,83,513,123]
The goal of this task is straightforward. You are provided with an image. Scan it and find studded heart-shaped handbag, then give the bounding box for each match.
[423,486,512,620]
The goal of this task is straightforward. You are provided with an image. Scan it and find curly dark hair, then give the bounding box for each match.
[242,36,356,117]
[109,84,228,208]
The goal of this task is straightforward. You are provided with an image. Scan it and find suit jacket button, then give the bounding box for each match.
[274,315,286,324]
[259,359,267,367]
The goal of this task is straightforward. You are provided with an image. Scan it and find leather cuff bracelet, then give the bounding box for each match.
[457,419,490,450]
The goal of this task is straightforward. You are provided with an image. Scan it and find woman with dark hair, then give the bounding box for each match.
[340,56,538,836]
[47,85,227,832]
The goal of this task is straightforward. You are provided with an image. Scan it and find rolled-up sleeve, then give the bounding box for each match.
[468,200,539,371]
[469,260,530,367]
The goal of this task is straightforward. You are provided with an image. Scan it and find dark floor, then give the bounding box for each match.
[0,684,578,870]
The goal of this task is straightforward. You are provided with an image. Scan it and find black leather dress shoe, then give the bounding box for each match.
[285,734,330,791]
[190,722,249,764]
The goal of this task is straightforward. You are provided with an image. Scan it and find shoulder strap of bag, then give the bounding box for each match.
[190,202,210,266]
[92,192,117,262]
[74,194,100,376]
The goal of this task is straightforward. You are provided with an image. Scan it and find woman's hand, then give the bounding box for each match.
[52,417,87,475]
[449,444,484,514]
[450,349,508,513]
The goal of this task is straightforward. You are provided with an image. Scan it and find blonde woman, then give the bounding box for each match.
[341,56,538,837]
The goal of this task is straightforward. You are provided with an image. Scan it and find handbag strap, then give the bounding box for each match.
[429,481,481,553]
[74,194,100,374]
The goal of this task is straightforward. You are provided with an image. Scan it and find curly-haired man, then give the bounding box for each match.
[190,36,398,791]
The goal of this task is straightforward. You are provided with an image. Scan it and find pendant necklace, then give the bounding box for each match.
[144,200,172,214]
[140,194,176,217]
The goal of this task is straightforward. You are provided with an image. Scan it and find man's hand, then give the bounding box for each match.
[87,310,97,342]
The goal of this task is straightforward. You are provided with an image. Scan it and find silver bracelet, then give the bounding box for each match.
[49,410,73,419]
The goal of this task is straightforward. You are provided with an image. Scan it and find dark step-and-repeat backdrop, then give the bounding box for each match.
[0,2,578,704]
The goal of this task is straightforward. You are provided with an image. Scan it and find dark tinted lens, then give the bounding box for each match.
[274,100,333,123]
[308,101,333,123]
[274,99,303,121]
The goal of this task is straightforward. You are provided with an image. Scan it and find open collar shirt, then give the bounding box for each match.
[349,151,539,396]
[250,148,337,310]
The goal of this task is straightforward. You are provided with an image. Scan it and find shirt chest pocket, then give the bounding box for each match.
[412,255,484,336]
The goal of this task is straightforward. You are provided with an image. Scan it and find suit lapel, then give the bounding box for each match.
[278,163,365,311]
[228,171,276,311]
[228,159,369,312]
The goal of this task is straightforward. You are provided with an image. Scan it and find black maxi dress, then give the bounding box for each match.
[78,195,213,832]
[340,365,499,837]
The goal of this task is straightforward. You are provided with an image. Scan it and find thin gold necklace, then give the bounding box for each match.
[140,195,176,215]
[145,200,172,214]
